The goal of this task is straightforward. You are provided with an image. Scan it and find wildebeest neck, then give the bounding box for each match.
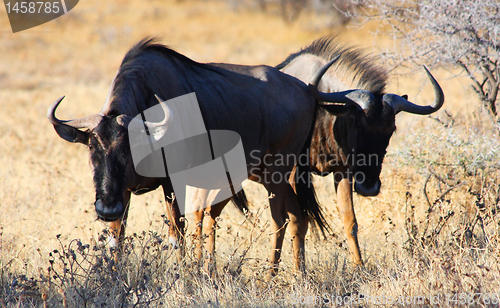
[308,108,344,175]
[309,103,395,195]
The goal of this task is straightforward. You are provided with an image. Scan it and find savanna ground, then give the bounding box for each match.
[1,0,500,306]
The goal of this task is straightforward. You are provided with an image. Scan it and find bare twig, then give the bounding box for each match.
[346,0,500,129]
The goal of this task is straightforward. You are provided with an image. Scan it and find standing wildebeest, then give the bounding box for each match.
[47,38,363,277]
[194,36,444,268]
[277,36,443,265]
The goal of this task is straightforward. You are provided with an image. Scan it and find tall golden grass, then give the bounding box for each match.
[1,0,499,306]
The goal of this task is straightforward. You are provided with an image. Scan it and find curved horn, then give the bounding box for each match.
[126,94,172,142]
[47,96,102,130]
[47,96,102,144]
[384,66,445,115]
[147,94,172,128]
[308,55,375,112]
[310,54,341,90]
[117,94,172,130]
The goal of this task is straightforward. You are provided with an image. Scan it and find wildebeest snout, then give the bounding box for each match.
[354,178,381,197]
[95,199,124,221]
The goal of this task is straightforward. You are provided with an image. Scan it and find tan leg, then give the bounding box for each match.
[108,219,124,247]
[192,188,233,273]
[193,189,211,262]
[334,172,363,266]
[162,183,185,260]
[286,195,308,274]
[194,188,232,275]
[201,197,226,275]
[108,191,131,263]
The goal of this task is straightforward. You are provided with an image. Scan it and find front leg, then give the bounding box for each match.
[334,171,363,266]
[108,191,131,263]
[286,192,308,274]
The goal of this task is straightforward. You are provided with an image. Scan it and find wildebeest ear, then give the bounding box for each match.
[53,124,90,144]
[116,115,133,127]
[402,94,408,100]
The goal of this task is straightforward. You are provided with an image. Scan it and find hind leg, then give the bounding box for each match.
[264,182,296,280]
[200,188,232,275]
[193,188,218,262]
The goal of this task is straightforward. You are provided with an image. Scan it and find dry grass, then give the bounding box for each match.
[1,0,499,306]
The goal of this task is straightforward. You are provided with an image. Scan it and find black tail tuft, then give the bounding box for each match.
[231,189,250,215]
[293,108,330,236]
[293,151,330,237]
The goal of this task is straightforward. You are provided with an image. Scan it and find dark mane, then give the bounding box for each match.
[118,37,203,70]
[106,37,209,116]
[276,36,387,94]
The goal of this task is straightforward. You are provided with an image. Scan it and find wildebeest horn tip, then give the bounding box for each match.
[47,96,66,124]
[385,66,444,115]
[154,94,165,103]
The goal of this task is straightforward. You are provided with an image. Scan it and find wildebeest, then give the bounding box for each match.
[47,38,362,277]
[194,36,444,268]
[278,36,444,265]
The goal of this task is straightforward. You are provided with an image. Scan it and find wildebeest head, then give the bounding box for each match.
[47,96,170,221]
[308,57,444,196]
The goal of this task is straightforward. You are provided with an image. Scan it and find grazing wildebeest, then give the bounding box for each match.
[47,38,360,277]
[194,36,444,268]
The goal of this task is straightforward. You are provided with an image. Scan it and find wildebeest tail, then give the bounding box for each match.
[293,111,330,236]
[231,189,250,214]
